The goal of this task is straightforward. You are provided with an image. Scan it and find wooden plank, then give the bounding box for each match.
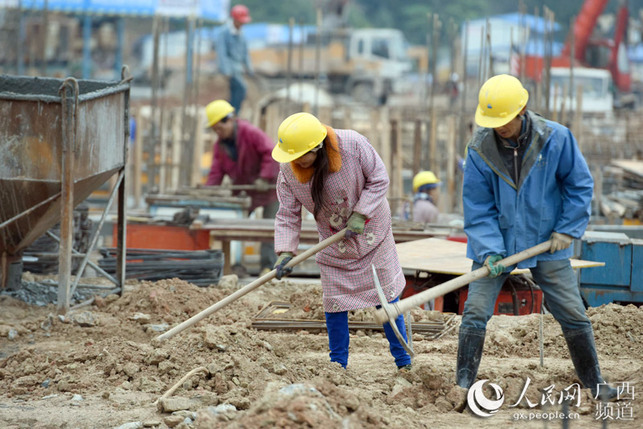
[396,237,604,275]
[610,159,643,178]
[193,218,450,243]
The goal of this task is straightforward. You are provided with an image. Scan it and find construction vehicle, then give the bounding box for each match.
[549,66,614,114]
[521,0,635,109]
[249,26,414,105]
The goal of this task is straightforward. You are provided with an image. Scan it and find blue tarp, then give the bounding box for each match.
[464,13,563,57]
[628,44,643,63]
[1,0,228,21]
[484,12,562,34]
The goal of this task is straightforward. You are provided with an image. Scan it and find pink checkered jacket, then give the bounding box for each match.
[274,129,405,312]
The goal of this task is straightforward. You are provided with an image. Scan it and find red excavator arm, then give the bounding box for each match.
[557,0,631,93]
[560,0,609,63]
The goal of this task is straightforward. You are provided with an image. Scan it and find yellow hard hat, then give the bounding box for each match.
[205,99,235,127]
[475,74,529,128]
[272,112,327,163]
[413,171,440,192]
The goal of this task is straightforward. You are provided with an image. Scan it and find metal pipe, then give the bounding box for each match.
[45,231,118,284]
[57,78,79,313]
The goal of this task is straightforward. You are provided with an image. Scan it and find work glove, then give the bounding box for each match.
[484,254,506,278]
[550,232,574,254]
[345,212,367,239]
[273,252,294,280]
[254,178,270,192]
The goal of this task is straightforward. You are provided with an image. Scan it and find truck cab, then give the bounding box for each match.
[549,67,614,114]
[344,28,412,103]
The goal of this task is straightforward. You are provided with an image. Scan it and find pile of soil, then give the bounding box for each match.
[0,276,641,428]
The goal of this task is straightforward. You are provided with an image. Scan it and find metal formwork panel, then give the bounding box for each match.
[580,231,631,287]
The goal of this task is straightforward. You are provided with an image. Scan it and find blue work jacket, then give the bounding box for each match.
[216,22,253,77]
[463,111,594,268]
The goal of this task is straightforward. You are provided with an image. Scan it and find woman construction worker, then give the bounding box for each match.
[411,170,441,224]
[270,112,412,371]
[458,74,617,400]
[205,99,279,275]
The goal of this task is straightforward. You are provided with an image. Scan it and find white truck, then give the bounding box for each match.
[549,67,614,114]
[249,27,414,104]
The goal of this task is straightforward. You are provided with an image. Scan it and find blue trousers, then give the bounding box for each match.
[229,75,247,114]
[461,259,591,332]
[325,297,412,368]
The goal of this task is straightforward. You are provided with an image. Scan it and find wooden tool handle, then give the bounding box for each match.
[373,240,552,324]
[156,228,348,341]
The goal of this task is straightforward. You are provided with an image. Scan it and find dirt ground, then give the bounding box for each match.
[0,274,641,429]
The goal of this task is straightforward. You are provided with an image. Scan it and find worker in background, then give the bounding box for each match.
[205,99,279,275]
[216,4,254,115]
[411,170,441,224]
[271,112,412,371]
[457,74,618,400]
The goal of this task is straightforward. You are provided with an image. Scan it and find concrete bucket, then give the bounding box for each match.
[0,74,130,310]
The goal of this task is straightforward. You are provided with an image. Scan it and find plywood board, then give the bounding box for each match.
[396,238,604,275]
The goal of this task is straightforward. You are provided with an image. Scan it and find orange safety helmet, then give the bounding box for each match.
[231,4,252,24]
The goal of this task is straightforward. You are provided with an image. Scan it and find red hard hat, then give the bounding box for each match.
[231,5,251,24]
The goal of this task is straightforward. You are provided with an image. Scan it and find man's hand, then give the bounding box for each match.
[273,252,294,280]
[254,178,270,192]
[345,212,367,238]
[550,232,574,253]
[484,254,506,278]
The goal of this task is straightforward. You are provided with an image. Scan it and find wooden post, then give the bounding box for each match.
[192,107,206,186]
[149,14,161,191]
[459,20,470,155]
[379,107,391,197]
[446,116,456,214]
[574,85,583,151]
[413,119,422,176]
[389,116,399,213]
[429,109,438,173]
[369,108,382,155]
[559,84,568,126]
[133,111,144,208]
[159,109,168,194]
[551,82,559,123]
[171,109,182,190]
[389,113,403,214]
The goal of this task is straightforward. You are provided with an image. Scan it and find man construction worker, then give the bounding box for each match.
[411,170,441,224]
[216,4,254,114]
[205,99,279,274]
[457,74,618,400]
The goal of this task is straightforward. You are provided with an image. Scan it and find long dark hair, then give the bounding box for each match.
[310,138,338,219]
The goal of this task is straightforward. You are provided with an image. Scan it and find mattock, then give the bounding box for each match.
[155,228,349,342]
[372,265,415,357]
[373,240,554,342]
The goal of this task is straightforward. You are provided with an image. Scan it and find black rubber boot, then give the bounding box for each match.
[563,327,618,401]
[456,326,486,388]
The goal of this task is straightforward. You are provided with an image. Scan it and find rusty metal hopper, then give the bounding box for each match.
[0,75,129,258]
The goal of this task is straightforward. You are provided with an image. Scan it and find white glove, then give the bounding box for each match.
[550,232,574,253]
